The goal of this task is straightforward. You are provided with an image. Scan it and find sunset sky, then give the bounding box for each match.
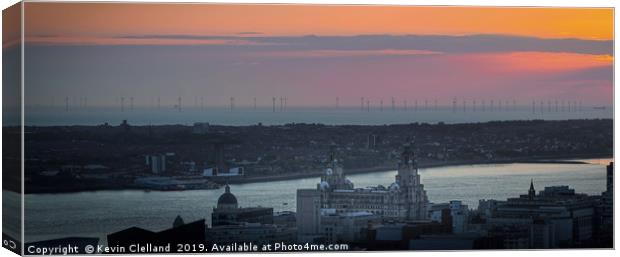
[19,3,614,107]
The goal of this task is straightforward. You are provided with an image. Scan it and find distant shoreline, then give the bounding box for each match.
[225,153,612,185]
[18,117,615,128]
[25,153,612,195]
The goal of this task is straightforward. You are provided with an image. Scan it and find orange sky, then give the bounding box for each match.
[2,2,21,48]
[24,3,613,40]
[18,2,613,107]
[448,51,613,73]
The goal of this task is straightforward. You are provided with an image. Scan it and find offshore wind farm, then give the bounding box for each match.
[26,96,611,126]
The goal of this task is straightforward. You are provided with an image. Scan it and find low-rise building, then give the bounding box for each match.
[206,223,296,244]
[319,209,379,243]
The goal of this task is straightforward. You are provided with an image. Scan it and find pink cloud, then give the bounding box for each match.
[251,49,442,58]
[24,36,272,46]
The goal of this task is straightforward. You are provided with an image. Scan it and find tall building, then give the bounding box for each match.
[297,143,430,243]
[604,161,613,196]
[318,142,429,220]
[366,134,378,149]
[593,162,613,246]
[145,154,166,174]
[296,189,321,241]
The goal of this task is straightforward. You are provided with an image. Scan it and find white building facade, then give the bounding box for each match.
[297,143,430,243]
[318,143,429,221]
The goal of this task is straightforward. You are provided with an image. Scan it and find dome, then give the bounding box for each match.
[325,168,333,175]
[319,181,330,190]
[389,182,400,191]
[217,185,238,209]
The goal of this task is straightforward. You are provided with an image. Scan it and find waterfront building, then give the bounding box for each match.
[211,185,273,226]
[207,185,295,244]
[133,176,217,190]
[317,142,429,220]
[202,167,244,177]
[297,142,430,243]
[145,154,166,174]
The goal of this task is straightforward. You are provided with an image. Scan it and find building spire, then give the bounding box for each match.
[528,179,535,200]
[225,184,231,193]
[173,215,185,228]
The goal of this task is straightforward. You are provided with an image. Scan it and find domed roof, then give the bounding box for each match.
[389,182,400,191]
[325,168,333,175]
[217,185,238,206]
[319,181,330,190]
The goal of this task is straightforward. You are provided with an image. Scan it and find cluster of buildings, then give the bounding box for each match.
[47,143,610,251]
[145,154,171,174]
[297,142,430,243]
[143,152,244,178]
[138,141,245,190]
[294,144,613,250]
[473,182,603,249]
[94,184,296,253]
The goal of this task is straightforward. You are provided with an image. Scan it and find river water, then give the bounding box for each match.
[19,159,610,244]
